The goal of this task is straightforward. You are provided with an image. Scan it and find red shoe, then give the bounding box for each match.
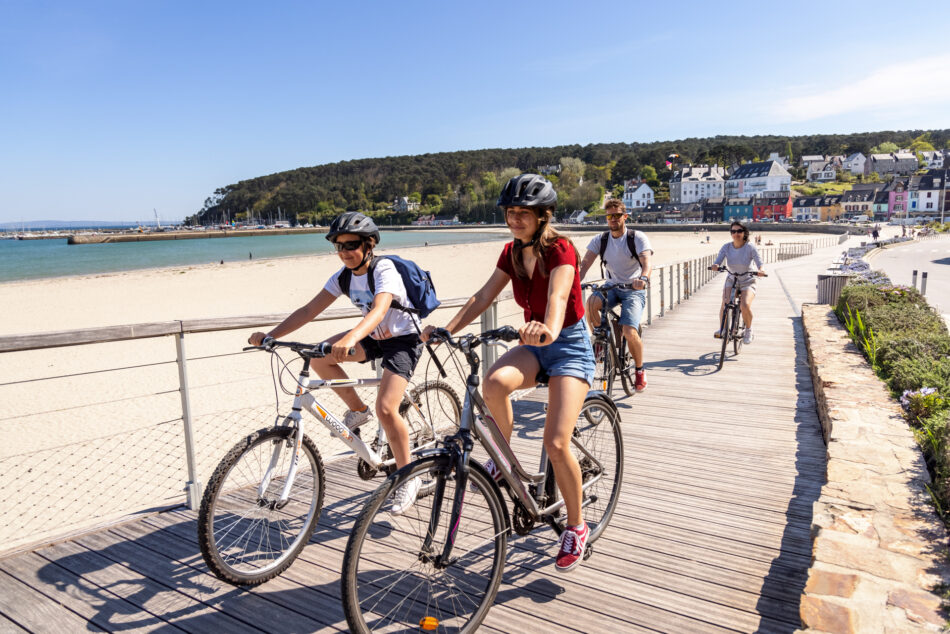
[635,369,647,392]
[555,522,589,573]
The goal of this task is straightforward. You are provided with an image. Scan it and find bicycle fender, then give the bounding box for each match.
[584,391,620,418]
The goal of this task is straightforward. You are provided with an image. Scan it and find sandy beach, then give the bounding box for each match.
[0,227,838,551]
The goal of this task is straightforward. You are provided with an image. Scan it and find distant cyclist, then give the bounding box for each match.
[422,173,595,573]
[247,212,425,515]
[579,199,653,391]
[710,221,765,344]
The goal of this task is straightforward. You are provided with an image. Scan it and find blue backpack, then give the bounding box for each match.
[337,255,441,318]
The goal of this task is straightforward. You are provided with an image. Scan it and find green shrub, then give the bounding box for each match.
[876,334,950,375]
[888,357,950,395]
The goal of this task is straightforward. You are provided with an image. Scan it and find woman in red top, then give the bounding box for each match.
[423,174,595,573]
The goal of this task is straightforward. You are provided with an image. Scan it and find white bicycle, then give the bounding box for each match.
[197,337,461,586]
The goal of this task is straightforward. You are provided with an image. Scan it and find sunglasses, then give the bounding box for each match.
[730,230,744,235]
[606,213,626,220]
[334,239,363,252]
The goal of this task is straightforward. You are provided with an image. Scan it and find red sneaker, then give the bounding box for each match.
[555,522,589,573]
[635,369,647,392]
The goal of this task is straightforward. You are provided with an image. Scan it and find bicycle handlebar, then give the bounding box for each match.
[707,267,768,277]
[581,281,634,291]
[243,337,356,358]
[428,325,545,348]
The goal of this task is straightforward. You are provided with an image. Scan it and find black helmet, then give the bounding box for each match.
[497,173,557,209]
[326,211,380,244]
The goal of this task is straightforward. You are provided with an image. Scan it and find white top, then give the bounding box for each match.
[586,231,653,282]
[323,258,420,339]
[713,242,763,274]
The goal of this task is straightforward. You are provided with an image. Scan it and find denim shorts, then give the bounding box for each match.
[524,320,596,387]
[603,287,647,329]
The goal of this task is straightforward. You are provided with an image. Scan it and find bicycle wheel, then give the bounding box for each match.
[342,456,508,633]
[545,396,624,544]
[592,331,615,396]
[198,426,325,586]
[615,323,635,398]
[718,309,730,370]
[733,309,744,356]
[401,380,462,448]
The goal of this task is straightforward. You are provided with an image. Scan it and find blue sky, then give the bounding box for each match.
[2,0,949,222]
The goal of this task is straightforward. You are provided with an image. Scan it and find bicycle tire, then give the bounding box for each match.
[400,380,462,448]
[342,456,508,633]
[733,309,744,356]
[616,323,635,398]
[542,396,624,544]
[718,309,730,370]
[592,332,613,395]
[198,426,325,586]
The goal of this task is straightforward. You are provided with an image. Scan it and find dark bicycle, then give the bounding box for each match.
[582,281,641,397]
[709,267,767,370]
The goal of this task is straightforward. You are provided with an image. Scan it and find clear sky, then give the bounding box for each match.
[2,0,949,222]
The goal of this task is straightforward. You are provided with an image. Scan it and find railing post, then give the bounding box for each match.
[646,279,652,326]
[683,261,689,300]
[175,331,202,511]
[480,300,498,378]
[676,263,681,304]
[921,272,928,296]
[669,266,674,310]
[659,266,665,317]
[912,269,918,289]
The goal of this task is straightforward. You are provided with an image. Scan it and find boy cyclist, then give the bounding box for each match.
[247,212,425,514]
[579,199,653,391]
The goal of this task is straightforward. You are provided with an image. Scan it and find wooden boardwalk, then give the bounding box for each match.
[0,242,854,633]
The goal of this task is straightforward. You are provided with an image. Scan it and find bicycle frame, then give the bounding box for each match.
[263,358,430,505]
[421,335,608,564]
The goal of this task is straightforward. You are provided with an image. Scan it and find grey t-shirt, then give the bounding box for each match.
[713,242,763,275]
[586,231,653,282]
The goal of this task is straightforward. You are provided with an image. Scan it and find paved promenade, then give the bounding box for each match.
[0,238,862,632]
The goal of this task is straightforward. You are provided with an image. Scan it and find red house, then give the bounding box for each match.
[753,195,792,220]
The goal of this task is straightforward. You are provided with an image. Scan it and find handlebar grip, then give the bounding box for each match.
[242,346,258,352]
[539,334,547,343]
[494,325,521,342]
[312,342,357,356]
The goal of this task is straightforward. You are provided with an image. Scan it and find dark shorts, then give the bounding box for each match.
[358,334,423,381]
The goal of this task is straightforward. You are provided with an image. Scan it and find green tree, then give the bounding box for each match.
[641,165,657,181]
[785,140,793,162]
[559,157,585,191]
[870,142,899,154]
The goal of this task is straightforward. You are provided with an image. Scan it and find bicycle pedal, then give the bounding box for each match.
[583,544,594,560]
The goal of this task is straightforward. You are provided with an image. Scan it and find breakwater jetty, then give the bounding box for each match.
[67,226,330,244]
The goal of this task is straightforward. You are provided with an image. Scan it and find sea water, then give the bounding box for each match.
[0,230,503,283]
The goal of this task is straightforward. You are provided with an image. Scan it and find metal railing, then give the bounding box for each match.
[0,233,841,553]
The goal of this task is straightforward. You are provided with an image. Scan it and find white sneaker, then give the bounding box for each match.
[713,329,725,339]
[743,327,754,345]
[391,476,422,515]
[342,407,374,431]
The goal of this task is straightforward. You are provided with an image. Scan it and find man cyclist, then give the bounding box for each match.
[579,199,653,392]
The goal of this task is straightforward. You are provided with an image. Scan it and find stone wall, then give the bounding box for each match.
[799,304,950,632]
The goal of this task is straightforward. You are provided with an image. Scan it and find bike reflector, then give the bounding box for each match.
[419,616,439,630]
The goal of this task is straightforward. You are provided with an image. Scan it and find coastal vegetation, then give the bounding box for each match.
[836,281,950,518]
[188,129,950,227]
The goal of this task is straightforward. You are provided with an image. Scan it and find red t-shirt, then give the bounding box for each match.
[496,238,585,327]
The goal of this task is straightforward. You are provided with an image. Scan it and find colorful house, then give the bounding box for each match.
[724,197,753,220]
[887,179,910,221]
[753,195,792,221]
[702,197,725,222]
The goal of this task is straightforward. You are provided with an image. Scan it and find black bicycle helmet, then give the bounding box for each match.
[325,211,381,244]
[496,173,557,209]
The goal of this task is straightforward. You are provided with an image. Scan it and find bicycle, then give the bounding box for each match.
[709,267,767,370]
[197,337,461,586]
[581,281,642,397]
[341,326,624,633]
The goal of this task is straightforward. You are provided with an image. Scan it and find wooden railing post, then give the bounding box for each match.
[174,330,201,511]
[659,266,665,317]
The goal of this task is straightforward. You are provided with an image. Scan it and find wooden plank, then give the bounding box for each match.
[0,568,105,632]
[0,551,178,633]
[36,540,257,633]
[0,612,28,633]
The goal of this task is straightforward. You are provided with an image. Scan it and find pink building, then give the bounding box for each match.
[888,180,909,220]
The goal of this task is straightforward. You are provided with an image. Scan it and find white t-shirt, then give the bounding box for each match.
[323,259,420,339]
[586,231,653,283]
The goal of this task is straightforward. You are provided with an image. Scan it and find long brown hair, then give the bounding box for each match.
[509,207,580,280]
[730,221,750,245]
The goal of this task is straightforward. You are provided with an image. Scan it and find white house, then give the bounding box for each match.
[766,152,791,169]
[843,152,866,175]
[800,155,825,168]
[724,160,792,199]
[669,165,726,203]
[566,209,588,224]
[622,181,655,209]
[806,161,838,182]
[392,196,420,213]
[921,151,945,169]
[908,173,944,217]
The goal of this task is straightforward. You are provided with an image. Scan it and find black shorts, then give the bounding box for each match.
[358,334,423,381]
